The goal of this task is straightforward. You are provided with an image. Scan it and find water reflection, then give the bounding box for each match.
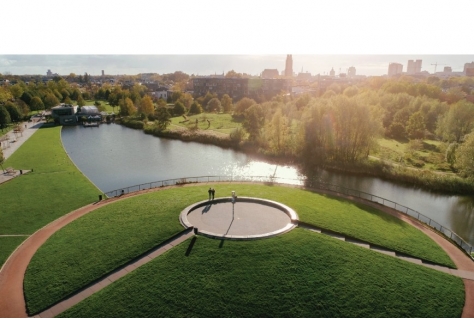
[61,124,474,246]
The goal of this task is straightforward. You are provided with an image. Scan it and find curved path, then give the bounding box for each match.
[0,183,473,317]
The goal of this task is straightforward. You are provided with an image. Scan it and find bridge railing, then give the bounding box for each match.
[103,175,473,259]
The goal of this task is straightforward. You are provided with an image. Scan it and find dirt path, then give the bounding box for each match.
[0,183,472,317]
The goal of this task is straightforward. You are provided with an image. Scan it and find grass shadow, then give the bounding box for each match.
[185,236,197,257]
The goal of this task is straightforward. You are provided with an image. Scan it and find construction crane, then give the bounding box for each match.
[431,62,447,73]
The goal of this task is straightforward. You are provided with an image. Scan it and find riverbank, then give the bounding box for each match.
[119,118,474,196]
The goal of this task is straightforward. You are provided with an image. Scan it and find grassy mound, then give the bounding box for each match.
[24,184,455,315]
[59,229,464,318]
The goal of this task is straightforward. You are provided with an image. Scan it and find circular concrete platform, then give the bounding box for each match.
[180,197,299,240]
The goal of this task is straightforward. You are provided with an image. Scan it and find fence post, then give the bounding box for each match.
[417,212,420,220]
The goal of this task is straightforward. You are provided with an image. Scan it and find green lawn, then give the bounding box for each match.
[0,236,27,267]
[0,125,99,239]
[59,229,464,318]
[24,184,456,315]
[171,113,242,134]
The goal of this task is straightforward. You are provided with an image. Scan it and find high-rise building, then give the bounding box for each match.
[348,66,356,77]
[407,59,422,74]
[47,69,52,77]
[388,63,403,76]
[443,66,452,73]
[284,55,293,77]
[329,67,335,77]
[102,70,105,76]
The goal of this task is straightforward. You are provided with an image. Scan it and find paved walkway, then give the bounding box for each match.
[1,120,43,161]
[1,120,43,185]
[0,183,473,317]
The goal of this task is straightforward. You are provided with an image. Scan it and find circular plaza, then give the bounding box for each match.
[180,197,299,239]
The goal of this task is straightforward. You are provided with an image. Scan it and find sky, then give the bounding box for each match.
[1,0,473,77]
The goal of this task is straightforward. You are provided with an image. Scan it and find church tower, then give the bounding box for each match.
[284,55,293,77]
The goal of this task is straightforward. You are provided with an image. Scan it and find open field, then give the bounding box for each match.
[24,183,455,314]
[59,229,464,318]
[170,113,242,134]
[0,125,99,235]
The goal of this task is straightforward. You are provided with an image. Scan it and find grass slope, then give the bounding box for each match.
[0,125,99,239]
[24,191,186,315]
[0,237,27,267]
[59,229,464,318]
[25,185,456,314]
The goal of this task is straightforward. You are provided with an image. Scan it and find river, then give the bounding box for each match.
[61,124,474,246]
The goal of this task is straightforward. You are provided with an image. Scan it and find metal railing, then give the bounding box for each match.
[103,175,473,258]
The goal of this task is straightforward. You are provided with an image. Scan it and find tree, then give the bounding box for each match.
[242,104,265,141]
[445,142,458,167]
[436,100,474,142]
[9,83,24,99]
[189,101,203,115]
[456,133,474,177]
[206,98,221,112]
[265,108,290,154]
[0,87,13,104]
[386,122,406,139]
[29,96,44,112]
[5,102,22,122]
[406,111,425,139]
[154,106,171,130]
[43,93,59,109]
[221,94,233,113]
[171,91,183,103]
[138,95,155,116]
[119,97,137,116]
[234,97,257,115]
[77,95,85,107]
[173,101,186,116]
[0,105,11,129]
[0,146,4,168]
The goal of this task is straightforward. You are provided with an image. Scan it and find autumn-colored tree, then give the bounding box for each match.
[234,97,256,115]
[139,96,155,116]
[456,133,474,177]
[119,97,137,116]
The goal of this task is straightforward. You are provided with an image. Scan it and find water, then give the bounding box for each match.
[61,124,474,246]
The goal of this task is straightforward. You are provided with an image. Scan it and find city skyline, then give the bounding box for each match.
[1,55,473,77]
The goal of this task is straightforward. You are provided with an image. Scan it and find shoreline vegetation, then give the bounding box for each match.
[119,116,474,196]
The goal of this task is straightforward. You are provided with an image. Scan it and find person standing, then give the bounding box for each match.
[208,188,212,200]
[211,188,215,200]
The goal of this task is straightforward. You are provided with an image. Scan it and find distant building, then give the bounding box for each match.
[262,69,279,79]
[101,70,105,76]
[47,69,52,77]
[284,55,293,77]
[348,66,356,77]
[388,63,403,76]
[407,59,422,74]
[329,68,335,77]
[464,62,474,74]
[466,68,474,77]
[443,66,452,73]
[297,72,312,80]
